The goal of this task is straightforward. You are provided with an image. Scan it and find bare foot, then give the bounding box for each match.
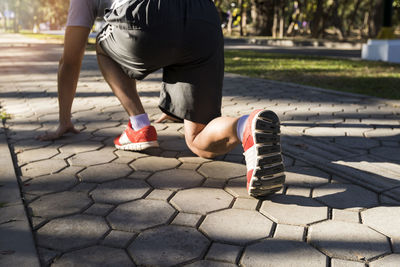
[155,113,183,123]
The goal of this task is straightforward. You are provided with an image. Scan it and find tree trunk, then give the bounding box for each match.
[311,0,324,38]
[279,3,285,38]
[251,0,275,36]
[370,0,384,37]
[346,0,362,37]
[272,0,279,38]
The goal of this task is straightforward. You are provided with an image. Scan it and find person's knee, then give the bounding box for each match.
[185,138,216,159]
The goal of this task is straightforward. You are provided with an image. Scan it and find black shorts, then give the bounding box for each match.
[97,0,224,124]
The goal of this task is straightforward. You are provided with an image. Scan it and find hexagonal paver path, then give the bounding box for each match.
[198,161,246,180]
[260,195,328,226]
[148,169,204,191]
[130,156,180,172]
[29,191,92,219]
[200,209,273,245]
[36,214,109,252]
[241,239,327,267]
[68,148,116,166]
[3,35,400,267]
[362,207,400,252]
[90,178,150,204]
[308,220,391,261]
[129,225,209,266]
[313,183,379,211]
[52,246,134,267]
[107,199,175,232]
[78,162,132,183]
[171,188,233,215]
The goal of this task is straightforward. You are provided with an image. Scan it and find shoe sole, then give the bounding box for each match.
[115,141,159,151]
[248,110,285,198]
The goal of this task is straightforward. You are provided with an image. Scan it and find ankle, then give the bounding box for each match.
[130,113,150,131]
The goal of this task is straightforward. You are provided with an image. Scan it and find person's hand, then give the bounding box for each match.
[36,122,80,141]
[155,113,183,123]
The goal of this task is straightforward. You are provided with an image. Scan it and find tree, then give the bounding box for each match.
[251,0,275,35]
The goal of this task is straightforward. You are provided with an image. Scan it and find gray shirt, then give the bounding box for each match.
[66,0,115,28]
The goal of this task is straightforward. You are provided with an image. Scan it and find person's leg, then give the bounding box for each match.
[96,42,158,151]
[184,118,240,159]
[96,44,144,117]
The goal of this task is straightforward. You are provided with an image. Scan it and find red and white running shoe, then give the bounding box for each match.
[114,122,158,151]
[242,109,285,197]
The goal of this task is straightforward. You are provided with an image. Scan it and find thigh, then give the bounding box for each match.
[160,21,224,125]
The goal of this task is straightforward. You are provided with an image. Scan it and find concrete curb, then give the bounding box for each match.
[0,129,40,267]
[224,37,363,50]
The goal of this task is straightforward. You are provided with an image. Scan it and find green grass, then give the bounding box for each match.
[224,50,400,99]
[19,31,97,44]
[0,111,11,121]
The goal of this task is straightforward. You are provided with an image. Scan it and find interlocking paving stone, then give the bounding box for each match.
[146,189,174,201]
[285,166,330,187]
[17,146,59,165]
[171,188,233,215]
[362,207,400,250]
[113,150,147,164]
[12,138,52,153]
[52,246,134,267]
[369,254,400,267]
[147,169,204,191]
[20,159,67,177]
[71,182,97,193]
[274,224,304,241]
[130,156,181,172]
[313,184,379,211]
[202,178,226,188]
[102,230,135,248]
[232,198,259,210]
[334,136,379,149]
[37,247,60,266]
[59,141,103,155]
[186,260,237,267]
[200,209,273,245]
[68,147,116,166]
[84,203,114,216]
[78,162,132,183]
[172,212,202,227]
[308,220,391,261]
[128,225,209,266]
[330,258,366,267]
[205,243,242,264]
[22,166,82,196]
[370,147,400,162]
[286,186,311,197]
[108,199,175,232]
[90,178,150,204]
[241,239,327,267]
[36,214,109,251]
[260,195,328,226]
[364,128,400,141]
[29,191,91,218]
[332,209,360,223]
[198,161,246,180]
[224,176,251,199]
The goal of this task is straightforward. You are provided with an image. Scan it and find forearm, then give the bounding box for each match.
[57,58,82,124]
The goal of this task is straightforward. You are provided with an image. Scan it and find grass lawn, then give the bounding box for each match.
[225,50,400,99]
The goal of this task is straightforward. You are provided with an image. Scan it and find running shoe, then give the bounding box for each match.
[114,122,158,151]
[242,109,285,197]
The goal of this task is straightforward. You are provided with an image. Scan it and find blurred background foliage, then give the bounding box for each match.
[0,0,399,40]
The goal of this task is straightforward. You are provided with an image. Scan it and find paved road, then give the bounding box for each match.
[224,43,362,59]
[0,33,400,266]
